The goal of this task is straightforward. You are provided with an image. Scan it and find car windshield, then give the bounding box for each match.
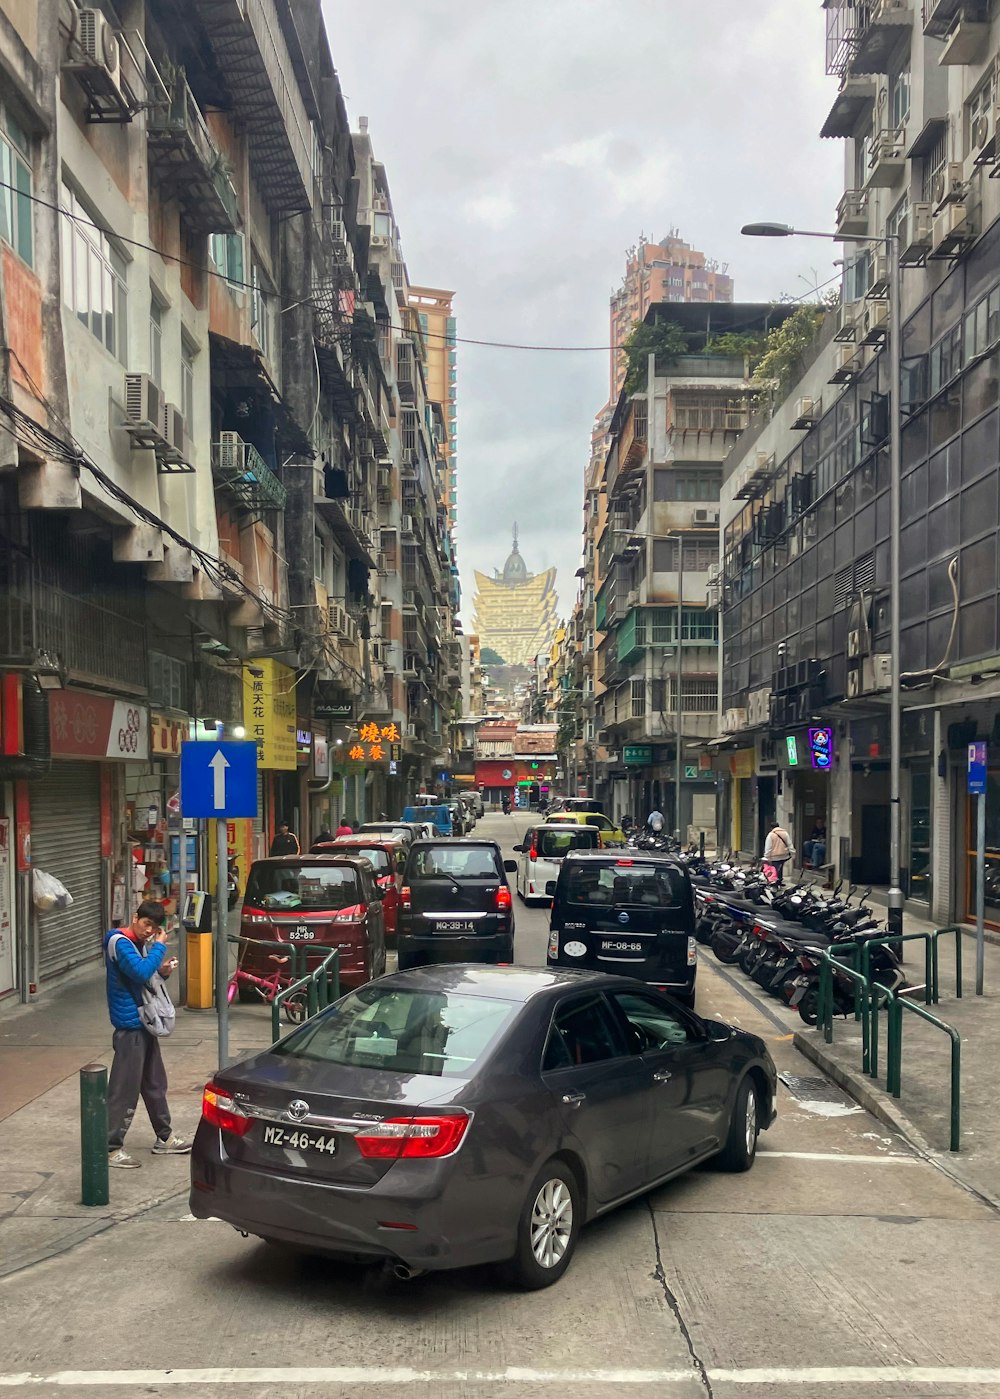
[409,846,499,879]
[563,862,685,908]
[536,828,598,858]
[273,985,516,1077]
[244,864,362,911]
[329,845,391,873]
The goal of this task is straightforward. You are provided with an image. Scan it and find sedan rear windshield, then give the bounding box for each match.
[563,862,685,908]
[409,846,500,880]
[244,865,362,911]
[325,845,392,873]
[274,985,516,1077]
[536,829,599,858]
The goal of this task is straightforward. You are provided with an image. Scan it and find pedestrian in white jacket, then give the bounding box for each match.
[763,820,794,885]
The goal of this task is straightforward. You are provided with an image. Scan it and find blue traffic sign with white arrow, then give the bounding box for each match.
[180,741,258,818]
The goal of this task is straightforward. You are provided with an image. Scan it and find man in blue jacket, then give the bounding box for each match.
[104,900,190,1169]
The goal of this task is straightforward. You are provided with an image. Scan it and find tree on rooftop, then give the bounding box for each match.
[622,319,690,395]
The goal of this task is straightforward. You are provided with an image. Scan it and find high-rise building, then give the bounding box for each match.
[609,232,734,399]
[473,528,558,668]
[409,287,457,528]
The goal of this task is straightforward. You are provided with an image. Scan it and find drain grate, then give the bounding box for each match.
[778,1072,855,1107]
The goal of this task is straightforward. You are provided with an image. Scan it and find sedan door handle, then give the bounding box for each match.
[653,1069,673,1083]
[561,1091,586,1107]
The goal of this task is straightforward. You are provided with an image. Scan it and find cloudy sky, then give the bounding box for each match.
[325,0,844,627]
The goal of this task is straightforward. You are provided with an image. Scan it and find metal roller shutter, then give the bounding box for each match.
[32,763,104,981]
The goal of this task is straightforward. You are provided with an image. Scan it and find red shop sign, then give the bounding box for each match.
[49,690,149,762]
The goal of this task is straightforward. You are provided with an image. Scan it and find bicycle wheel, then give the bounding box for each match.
[283,992,308,1024]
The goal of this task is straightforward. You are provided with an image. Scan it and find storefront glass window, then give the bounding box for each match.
[909,764,931,903]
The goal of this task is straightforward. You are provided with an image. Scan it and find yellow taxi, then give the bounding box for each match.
[543,810,627,848]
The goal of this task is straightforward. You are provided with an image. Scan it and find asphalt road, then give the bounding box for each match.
[2,812,999,1397]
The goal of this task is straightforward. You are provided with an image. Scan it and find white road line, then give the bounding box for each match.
[757,1150,920,1165]
[4,1366,1000,1387]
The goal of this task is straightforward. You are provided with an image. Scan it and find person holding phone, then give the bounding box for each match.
[103,901,190,1169]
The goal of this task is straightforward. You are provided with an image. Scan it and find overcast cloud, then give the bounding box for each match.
[324,0,844,628]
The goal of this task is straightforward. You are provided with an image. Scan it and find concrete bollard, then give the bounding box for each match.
[80,1062,109,1207]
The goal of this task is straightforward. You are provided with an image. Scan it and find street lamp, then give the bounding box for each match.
[742,220,903,940]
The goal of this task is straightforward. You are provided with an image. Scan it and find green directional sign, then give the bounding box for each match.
[684,765,699,779]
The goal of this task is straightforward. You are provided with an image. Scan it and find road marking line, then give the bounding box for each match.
[758,1150,920,1164]
[3,1367,1000,1387]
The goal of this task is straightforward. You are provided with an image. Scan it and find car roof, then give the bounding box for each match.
[408,837,501,850]
[378,963,627,1001]
[320,837,401,850]
[249,855,372,870]
[528,822,601,832]
[560,850,685,868]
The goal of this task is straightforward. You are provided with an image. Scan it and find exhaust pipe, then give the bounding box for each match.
[391,1261,425,1281]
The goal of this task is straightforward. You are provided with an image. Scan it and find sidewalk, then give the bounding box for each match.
[0,958,273,1279]
[791,903,1000,1209]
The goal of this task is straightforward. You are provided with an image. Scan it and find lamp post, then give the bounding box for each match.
[742,222,903,941]
[675,532,684,845]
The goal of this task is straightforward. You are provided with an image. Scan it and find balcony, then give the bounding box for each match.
[397,343,416,401]
[147,70,239,235]
[851,1,913,75]
[619,397,648,472]
[820,74,877,139]
[866,126,907,187]
[922,0,988,40]
[212,434,286,514]
[835,188,870,238]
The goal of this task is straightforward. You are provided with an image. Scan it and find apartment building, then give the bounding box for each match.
[0,0,457,1002]
[718,0,1000,926]
[594,303,795,837]
[408,286,457,531]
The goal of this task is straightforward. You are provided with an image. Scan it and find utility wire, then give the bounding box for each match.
[1,177,843,352]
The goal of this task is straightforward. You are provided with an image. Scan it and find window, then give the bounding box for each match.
[652,538,719,572]
[653,469,720,501]
[564,862,686,910]
[60,184,128,360]
[149,294,164,387]
[0,106,32,266]
[630,678,645,717]
[682,678,718,713]
[670,391,745,431]
[409,846,500,879]
[210,232,244,289]
[274,985,516,1078]
[922,128,949,203]
[542,995,625,1070]
[610,992,693,1052]
[373,212,392,239]
[149,651,189,711]
[889,69,911,132]
[886,194,909,244]
[250,260,272,361]
[314,530,328,584]
[181,338,196,438]
[967,70,996,157]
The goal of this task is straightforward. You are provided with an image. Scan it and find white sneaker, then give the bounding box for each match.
[108,1148,140,1169]
[152,1134,193,1155]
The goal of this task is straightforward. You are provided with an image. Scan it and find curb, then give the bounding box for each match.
[792,1028,1000,1215]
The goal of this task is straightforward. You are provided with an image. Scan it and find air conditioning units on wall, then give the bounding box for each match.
[931,161,965,211]
[694,508,720,524]
[792,397,819,429]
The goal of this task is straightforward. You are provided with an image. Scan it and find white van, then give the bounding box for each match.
[512,822,601,903]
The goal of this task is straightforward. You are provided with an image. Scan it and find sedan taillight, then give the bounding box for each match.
[202,1082,254,1137]
[354,1114,471,1159]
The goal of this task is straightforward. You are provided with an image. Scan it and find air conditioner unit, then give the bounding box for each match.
[401,514,414,533]
[860,300,889,344]
[747,687,772,728]
[722,708,747,733]
[218,430,243,470]
[931,161,965,211]
[932,200,974,252]
[900,202,933,264]
[866,254,889,297]
[792,396,819,428]
[829,345,859,383]
[694,508,720,524]
[160,403,186,453]
[847,628,863,658]
[870,653,892,690]
[124,373,164,434]
[755,451,775,473]
[376,553,390,576]
[834,301,861,343]
[846,668,862,699]
[66,9,124,94]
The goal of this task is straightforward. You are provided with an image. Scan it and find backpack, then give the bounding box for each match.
[107,933,176,1038]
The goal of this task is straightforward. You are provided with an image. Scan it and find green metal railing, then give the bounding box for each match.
[271,947,340,1043]
[229,935,309,983]
[887,996,961,1152]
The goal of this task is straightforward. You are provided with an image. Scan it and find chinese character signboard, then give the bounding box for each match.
[623,745,653,765]
[347,718,402,765]
[242,659,296,770]
[151,712,188,756]
[49,690,149,761]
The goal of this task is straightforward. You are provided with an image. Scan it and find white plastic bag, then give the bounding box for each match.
[32,868,74,912]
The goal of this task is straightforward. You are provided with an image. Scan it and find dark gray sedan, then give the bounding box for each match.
[190,966,776,1289]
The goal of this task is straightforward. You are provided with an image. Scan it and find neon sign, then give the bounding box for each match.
[809,727,833,770]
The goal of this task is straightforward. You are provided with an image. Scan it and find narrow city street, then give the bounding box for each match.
[1,814,998,1398]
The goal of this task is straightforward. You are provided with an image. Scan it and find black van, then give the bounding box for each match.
[397,839,517,969]
[546,851,697,1006]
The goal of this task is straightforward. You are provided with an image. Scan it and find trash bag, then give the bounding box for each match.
[32,868,74,911]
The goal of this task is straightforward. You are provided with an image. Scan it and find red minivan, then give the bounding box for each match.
[313,837,405,942]
[238,855,387,992]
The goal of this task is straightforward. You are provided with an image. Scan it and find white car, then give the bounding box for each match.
[512,823,601,903]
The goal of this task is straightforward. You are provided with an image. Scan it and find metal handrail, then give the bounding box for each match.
[228,934,307,982]
[821,944,896,1079]
[930,924,964,1003]
[271,947,340,1043]
[887,996,961,1152]
[859,932,933,1007]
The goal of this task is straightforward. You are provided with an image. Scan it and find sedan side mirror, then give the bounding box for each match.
[512,844,523,853]
[545,880,557,897]
[503,859,518,873]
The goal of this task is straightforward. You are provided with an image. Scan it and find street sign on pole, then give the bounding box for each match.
[969,741,988,995]
[180,741,258,818]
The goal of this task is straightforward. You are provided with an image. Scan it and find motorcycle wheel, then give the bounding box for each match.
[797,986,821,1026]
[738,944,760,975]
[711,934,744,966]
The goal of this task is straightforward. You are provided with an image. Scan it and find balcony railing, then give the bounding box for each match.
[836,188,870,237]
[619,396,648,471]
[147,68,239,235]
[397,343,416,401]
[213,434,287,513]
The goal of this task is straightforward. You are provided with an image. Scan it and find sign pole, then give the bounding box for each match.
[976,789,986,997]
[177,812,187,1004]
[216,817,230,1068]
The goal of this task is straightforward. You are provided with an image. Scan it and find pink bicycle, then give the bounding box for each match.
[227,954,307,1022]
